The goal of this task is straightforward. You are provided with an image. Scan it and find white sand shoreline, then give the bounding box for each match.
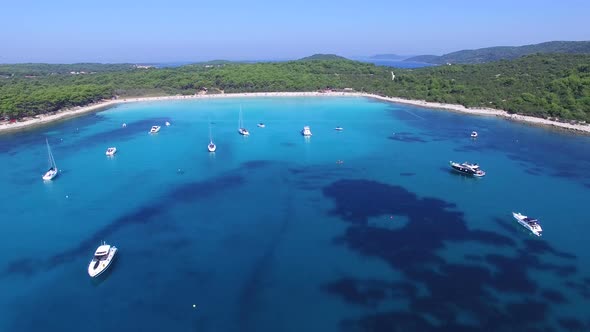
[1,91,589,135]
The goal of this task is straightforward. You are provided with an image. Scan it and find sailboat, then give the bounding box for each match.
[208,121,217,152]
[42,138,58,181]
[238,106,250,136]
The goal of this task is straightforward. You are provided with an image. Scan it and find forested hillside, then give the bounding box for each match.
[406,41,590,64]
[1,54,589,122]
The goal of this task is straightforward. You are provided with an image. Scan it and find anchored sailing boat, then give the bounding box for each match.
[42,138,58,181]
[208,121,217,152]
[238,106,250,136]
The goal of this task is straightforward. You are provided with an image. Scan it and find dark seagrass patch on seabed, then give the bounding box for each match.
[320,178,585,331]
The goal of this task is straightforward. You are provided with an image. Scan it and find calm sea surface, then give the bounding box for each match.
[1,97,589,332]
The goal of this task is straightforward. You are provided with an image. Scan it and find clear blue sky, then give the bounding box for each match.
[1,0,588,63]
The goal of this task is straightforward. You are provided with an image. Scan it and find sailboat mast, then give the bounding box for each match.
[239,105,243,129]
[46,138,57,169]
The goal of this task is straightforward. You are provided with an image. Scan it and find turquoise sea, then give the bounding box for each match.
[1,96,589,332]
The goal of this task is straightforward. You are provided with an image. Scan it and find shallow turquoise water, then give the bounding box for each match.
[1,96,589,331]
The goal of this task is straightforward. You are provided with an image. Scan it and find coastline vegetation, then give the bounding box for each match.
[1,53,589,122]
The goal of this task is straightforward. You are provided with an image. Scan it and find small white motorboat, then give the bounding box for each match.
[471,131,478,138]
[301,126,312,136]
[88,242,118,278]
[150,125,161,134]
[105,147,117,156]
[122,123,127,128]
[165,121,171,126]
[42,138,59,181]
[512,212,543,237]
[257,123,265,128]
[334,126,344,131]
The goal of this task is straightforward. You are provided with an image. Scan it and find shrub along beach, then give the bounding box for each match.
[1,53,589,133]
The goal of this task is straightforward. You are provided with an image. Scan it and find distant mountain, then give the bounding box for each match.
[369,54,409,60]
[298,54,349,61]
[405,41,590,64]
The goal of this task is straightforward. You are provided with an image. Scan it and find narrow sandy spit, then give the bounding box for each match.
[1,91,588,134]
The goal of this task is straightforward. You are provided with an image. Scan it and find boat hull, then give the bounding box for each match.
[42,169,58,181]
[208,143,217,152]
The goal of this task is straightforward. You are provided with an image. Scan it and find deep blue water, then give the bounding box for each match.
[1,97,589,332]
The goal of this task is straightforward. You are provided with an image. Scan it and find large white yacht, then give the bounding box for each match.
[149,126,161,134]
[449,161,486,177]
[513,212,543,237]
[301,126,312,136]
[88,242,118,278]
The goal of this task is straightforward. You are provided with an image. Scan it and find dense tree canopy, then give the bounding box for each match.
[1,54,589,122]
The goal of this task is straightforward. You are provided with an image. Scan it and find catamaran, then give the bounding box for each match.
[238,106,249,136]
[88,241,118,278]
[208,122,217,152]
[42,138,58,181]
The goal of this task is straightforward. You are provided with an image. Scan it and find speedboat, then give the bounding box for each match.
[238,128,250,136]
[257,123,266,128]
[105,147,117,156]
[150,125,161,133]
[513,212,543,237]
[88,242,118,278]
[208,141,217,152]
[122,123,127,128]
[301,126,312,136]
[449,161,486,177]
[334,126,344,131]
[471,131,478,138]
[165,121,171,126]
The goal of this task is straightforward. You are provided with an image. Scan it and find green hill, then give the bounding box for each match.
[406,41,590,64]
[1,54,589,123]
[298,54,349,61]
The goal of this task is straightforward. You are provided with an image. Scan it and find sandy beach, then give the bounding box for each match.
[1,91,589,134]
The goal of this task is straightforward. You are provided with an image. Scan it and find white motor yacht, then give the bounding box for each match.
[513,212,543,237]
[257,123,266,128]
[301,126,312,136]
[88,242,118,278]
[150,125,161,134]
[449,161,486,177]
[105,147,117,156]
[471,131,478,138]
